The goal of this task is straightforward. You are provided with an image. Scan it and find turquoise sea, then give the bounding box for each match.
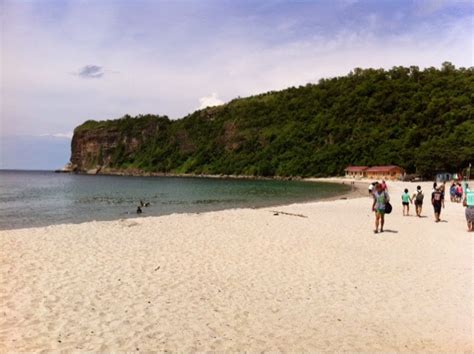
[0,170,350,230]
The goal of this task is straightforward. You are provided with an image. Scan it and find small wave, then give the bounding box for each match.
[162,200,189,205]
[191,199,246,205]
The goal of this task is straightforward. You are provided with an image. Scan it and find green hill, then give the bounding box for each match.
[70,63,474,178]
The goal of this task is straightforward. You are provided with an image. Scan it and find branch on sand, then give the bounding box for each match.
[270,210,308,218]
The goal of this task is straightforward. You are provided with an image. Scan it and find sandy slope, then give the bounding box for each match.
[0,180,472,352]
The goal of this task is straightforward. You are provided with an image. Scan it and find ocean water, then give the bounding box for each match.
[0,170,350,230]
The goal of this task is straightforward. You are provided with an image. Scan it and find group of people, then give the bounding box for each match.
[368,179,474,233]
[136,200,151,214]
[449,182,464,203]
[400,182,445,222]
[400,186,425,217]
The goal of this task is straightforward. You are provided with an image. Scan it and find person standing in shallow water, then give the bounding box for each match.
[372,183,390,233]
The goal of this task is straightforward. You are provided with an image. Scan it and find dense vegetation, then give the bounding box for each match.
[73,63,474,178]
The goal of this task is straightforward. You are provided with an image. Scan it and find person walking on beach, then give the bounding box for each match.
[456,183,463,203]
[412,186,424,217]
[432,186,445,222]
[463,184,474,232]
[401,188,411,216]
[372,183,390,233]
[450,182,456,202]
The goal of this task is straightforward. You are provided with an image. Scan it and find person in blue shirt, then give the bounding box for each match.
[450,182,456,202]
[463,184,474,232]
[401,188,412,216]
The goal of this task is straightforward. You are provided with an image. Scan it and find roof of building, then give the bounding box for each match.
[365,165,404,173]
[345,166,368,172]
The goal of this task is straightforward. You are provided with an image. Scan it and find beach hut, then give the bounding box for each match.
[365,165,405,181]
[344,166,368,179]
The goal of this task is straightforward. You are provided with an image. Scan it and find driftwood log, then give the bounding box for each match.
[270,210,308,218]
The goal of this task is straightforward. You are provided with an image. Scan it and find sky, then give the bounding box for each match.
[1,0,473,169]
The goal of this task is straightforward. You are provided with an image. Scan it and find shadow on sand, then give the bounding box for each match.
[382,229,398,233]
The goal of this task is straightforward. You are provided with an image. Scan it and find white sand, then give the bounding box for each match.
[1,180,472,352]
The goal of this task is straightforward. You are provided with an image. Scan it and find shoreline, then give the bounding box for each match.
[306,177,367,200]
[3,175,470,232]
[55,168,305,181]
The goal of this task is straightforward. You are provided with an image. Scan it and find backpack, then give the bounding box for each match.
[433,192,442,202]
[415,191,424,203]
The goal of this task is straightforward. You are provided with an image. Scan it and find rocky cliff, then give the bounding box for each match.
[70,115,167,174]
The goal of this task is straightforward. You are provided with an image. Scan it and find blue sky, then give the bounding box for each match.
[1,0,472,169]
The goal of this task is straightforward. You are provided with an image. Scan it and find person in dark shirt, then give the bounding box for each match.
[412,185,424,217]
[431,186,445,222]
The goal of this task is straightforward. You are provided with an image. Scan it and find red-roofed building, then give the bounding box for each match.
[344,166,368,178]
[365,165,405,180]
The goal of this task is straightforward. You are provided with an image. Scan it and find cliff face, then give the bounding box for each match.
[69,65,474,177]
[69,108,240,175]
[70,115,167,173]
[71,128,119,172]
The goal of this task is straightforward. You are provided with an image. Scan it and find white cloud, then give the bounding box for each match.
[39,132,73,139]
[198,93,224,110]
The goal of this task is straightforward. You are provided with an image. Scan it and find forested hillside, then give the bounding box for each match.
[71,63,474,178]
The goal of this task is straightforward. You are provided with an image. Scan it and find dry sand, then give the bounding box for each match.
[1,180,472,352]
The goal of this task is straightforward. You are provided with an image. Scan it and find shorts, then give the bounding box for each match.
[466,207,474,223]
[433,203,442,214]
[402,202,409,206]
[376,208,385,215]
[414,201,423,206]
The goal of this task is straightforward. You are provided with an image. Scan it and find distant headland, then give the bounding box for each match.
[65,63,473,179]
